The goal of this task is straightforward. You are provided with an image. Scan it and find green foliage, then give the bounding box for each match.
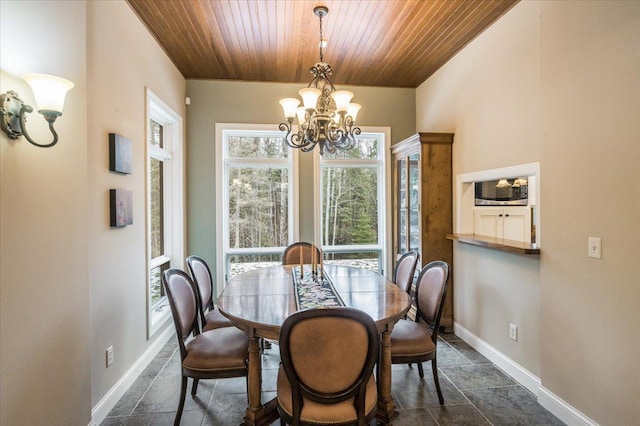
[227,134,381,251]
[322,165,378,246]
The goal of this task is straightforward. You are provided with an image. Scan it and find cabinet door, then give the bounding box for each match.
[408,153,420,253]
[502,208,531,242]
[396,157,408,252]
[473,208,502,238]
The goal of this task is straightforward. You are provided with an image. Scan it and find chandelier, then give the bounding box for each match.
[279,6,361,155]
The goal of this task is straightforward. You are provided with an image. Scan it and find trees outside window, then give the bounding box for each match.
[215,125,389,289]
[216,125,298,285]
[319,133,388,273]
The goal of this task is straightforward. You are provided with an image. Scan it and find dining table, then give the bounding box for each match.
[217,263,411,425]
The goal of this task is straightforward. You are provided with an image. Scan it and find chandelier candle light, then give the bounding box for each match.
[279,6,361,155]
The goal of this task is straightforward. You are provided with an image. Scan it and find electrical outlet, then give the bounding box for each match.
[588,237,602,259]
[509,324,518,341]
[106,346,114,367]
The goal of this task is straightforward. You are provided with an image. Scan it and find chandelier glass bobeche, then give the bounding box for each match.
[279,6,361,155]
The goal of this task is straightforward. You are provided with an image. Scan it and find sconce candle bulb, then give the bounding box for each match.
[1,73,74,148]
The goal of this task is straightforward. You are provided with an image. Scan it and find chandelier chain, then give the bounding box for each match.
[319,9,324,62]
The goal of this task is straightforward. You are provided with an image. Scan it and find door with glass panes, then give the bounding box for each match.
[393,148,420,258]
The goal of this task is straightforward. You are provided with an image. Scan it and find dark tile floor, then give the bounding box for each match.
[102,333,564,425]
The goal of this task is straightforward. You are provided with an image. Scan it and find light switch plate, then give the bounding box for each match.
[588,237,602,259]
[509,323,518,341]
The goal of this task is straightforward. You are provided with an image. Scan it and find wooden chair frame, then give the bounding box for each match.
[393,250,420,295]
[163,269,248,425]
[278,307,379,426]
[186,255,232,331]
[391,260,449,404]
[282,242,322,266]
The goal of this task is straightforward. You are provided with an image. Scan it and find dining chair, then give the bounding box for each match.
[393,250,420,295]
[282,242,321,265]
[186,255,233,332]
[390,260,449,405]
[277,307,379,426]
[162,269,249,425]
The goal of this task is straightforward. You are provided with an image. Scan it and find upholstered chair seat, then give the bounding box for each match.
[183,327,249,373]
[162,269,248,425]
[389,260,449,405]
[390,319,436,357]
[277,366,377,425]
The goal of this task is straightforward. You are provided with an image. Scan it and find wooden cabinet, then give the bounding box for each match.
[391,133,454,330]
[473,207,531,242]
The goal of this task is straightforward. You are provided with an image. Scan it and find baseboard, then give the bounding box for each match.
[453,322,597,426]
[90,326,174,425]
[538,386,599,426]
[453,322,541,394]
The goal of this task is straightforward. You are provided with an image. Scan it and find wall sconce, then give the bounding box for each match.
[0,73,74,148]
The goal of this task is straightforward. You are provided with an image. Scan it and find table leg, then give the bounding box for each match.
[242,334,280,426]
[376,329,399,424]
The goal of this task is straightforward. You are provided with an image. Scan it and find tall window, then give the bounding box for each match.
[318,130,389,273]
[147,90,183,337]
[216,124,298,286]
[215,125,389,288]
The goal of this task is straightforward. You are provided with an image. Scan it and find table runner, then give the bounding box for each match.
[292,265,345,310]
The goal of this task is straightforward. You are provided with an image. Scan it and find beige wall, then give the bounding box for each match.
[417,1,542,376]
[0,1,91,424]
[417,1,640,424]
[1,1,186,423]
[87,0,186,409]
[5,0,637,424]
[539,1,640,423]
[186,79,415,284]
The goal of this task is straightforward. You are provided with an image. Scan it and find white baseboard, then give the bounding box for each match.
[538,386,599,426]
[453,322,541,394]
[453,322,597,426]
[90,326,174,426]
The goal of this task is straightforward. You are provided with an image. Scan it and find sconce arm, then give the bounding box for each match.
[1,90,61,148]
[19,106,60,148]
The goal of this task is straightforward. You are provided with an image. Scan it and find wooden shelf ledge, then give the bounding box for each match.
[446,234,540,255]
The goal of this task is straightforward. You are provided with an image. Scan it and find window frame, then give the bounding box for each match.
[313,127,392,276]
[215,123,300,294]
[146,89,184,338]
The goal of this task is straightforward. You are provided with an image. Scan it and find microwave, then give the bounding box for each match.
[475,178,528,206]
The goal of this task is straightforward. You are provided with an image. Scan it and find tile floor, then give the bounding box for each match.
[102,333,564,425]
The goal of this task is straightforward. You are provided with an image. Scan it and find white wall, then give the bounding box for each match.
[87,0,186,410]
[417,1,640,424]
[0,1,91,424]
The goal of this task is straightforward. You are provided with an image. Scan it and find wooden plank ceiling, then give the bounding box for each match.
[127,0,518,88]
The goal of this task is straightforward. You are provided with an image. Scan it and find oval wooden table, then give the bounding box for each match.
[218,264,411,426]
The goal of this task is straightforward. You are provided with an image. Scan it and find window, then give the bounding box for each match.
[146,89,184,337]
[216,124,298,288]
[317,129,390,274]
[215,125,390,288]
